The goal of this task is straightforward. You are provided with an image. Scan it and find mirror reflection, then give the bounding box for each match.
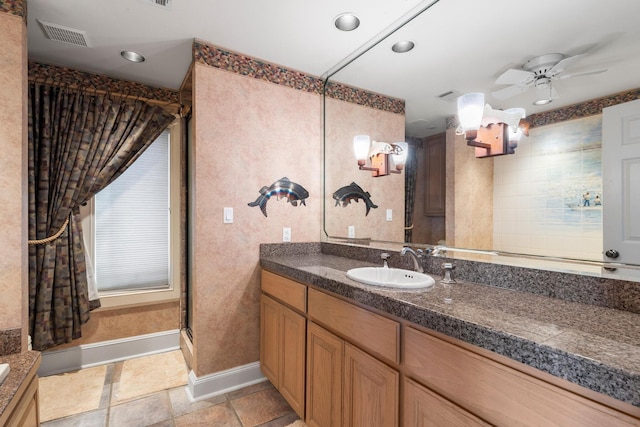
[323,0,640,277]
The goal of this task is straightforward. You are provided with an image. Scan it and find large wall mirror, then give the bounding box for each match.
[323,0,640,280]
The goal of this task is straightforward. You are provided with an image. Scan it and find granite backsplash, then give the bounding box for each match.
[261,242,640,314]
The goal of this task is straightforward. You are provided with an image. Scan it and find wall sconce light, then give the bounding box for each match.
[456,93,529,158]
[353,135,408,177]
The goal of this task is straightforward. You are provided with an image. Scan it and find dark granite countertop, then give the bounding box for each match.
[260,251,640,408]
[0,351,41,421]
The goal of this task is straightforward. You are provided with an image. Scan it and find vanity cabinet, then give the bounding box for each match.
[260,271,307,418]
[261,269,640,427]
[404,326,640,427]
[0,353,41,427]
[404,378,489,426]
[307,289,399,427]
[306,321,399,427]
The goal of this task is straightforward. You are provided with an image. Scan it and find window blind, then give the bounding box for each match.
[95,131,170,292]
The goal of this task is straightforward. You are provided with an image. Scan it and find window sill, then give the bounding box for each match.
[94,287,180,311]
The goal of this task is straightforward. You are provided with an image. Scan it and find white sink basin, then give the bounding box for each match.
[0,363,10,385]
[346,267,435,289]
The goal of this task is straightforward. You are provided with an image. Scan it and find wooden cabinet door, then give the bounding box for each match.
[306,322,343,427]
[279,303,306,419]
[404,378,489,427]
[423,133,446,216]
[343,342,399,427]
[260,294,280,387]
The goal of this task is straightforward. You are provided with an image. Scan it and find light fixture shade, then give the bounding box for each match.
[353,135,371,161]
[457,93,485,132]
[505,108,526,142]
[391,142,409,166]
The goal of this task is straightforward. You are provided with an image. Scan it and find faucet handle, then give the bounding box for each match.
[441,262,456,284]
[381,252,390,268]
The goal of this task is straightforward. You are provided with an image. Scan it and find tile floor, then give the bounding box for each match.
[39,350,304,427]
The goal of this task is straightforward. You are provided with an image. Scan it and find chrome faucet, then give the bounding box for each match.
[400,247,424,273]
[380,252,390,268]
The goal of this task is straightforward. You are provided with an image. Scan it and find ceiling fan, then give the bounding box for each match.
[491,53,607,104]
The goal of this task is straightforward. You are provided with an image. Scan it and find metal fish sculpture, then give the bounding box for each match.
[333,182,378,216]
[248,177,309,217]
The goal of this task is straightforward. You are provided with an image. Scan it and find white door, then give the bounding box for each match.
[602,99,640,267]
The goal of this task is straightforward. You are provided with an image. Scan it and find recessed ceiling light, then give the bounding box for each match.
[392,41,415,53]
[533,99,552,106]
[121,50,145,63]
[334,13,360,31]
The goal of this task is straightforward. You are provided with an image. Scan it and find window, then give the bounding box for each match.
[95,131,169,292]
[81,121,181,308]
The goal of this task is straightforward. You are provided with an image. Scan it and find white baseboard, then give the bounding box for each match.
[39,329,181,377]
[186,362,267,402]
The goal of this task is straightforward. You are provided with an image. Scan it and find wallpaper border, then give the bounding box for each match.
[193,39,405,115]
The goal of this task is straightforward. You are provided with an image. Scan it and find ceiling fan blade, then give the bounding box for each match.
[557,68,608,79]
[492,84,529,100]
[547,53,585,76]
[495,68,535,85]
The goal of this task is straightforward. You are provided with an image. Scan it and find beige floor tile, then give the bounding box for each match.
[230,387,292,427]
[225,380,273,400]
[174,402,242,427]
[168,386,226,417]
[108,392,173,427]
[40,408,107,427]
[283,421,306,427]
[115,350,188,403]
[259,413,301,427]
[39,365,107,422]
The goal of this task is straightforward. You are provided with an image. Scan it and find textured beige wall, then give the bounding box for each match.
[324,97,405,242]
[445,128,493,249]
[191,63,322,376]
[51,302,180,350]
[0,11,27,347]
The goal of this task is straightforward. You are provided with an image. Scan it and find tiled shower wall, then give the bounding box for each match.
[493,115,603,260]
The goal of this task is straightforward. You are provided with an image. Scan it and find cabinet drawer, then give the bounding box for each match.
[404,378,489,427]
[404,326,639,427]
[262,270,307,313]
[308,288,399,364]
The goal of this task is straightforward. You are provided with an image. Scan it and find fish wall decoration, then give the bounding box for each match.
[333,182,378,216]
[248,177,309,217]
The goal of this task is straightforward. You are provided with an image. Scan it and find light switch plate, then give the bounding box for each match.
[348,225,355,238]
[386,209,393,221]
[223,207,233,223]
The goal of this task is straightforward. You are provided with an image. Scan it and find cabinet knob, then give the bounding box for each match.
[605,249,620,259]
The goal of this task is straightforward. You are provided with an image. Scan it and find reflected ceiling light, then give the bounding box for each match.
[456,93,529,158]
[353,135,408,177]
[392,41,415,53]
[120,50,145,63]
[334,13,360,31]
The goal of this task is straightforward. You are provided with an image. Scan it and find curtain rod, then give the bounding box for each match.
[28,76,184,116]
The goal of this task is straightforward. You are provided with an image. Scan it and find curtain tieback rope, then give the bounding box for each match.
[28,215,70,245]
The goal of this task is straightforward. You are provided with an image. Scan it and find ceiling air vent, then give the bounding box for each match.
[140,0,172,9]
[37,20,91,47]
[436,90,462,102]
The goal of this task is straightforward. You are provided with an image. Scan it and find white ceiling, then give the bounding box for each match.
[27,0,640,137]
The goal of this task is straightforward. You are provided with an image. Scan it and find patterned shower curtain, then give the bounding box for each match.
[28,83,175,351]
[404,137,422,243]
